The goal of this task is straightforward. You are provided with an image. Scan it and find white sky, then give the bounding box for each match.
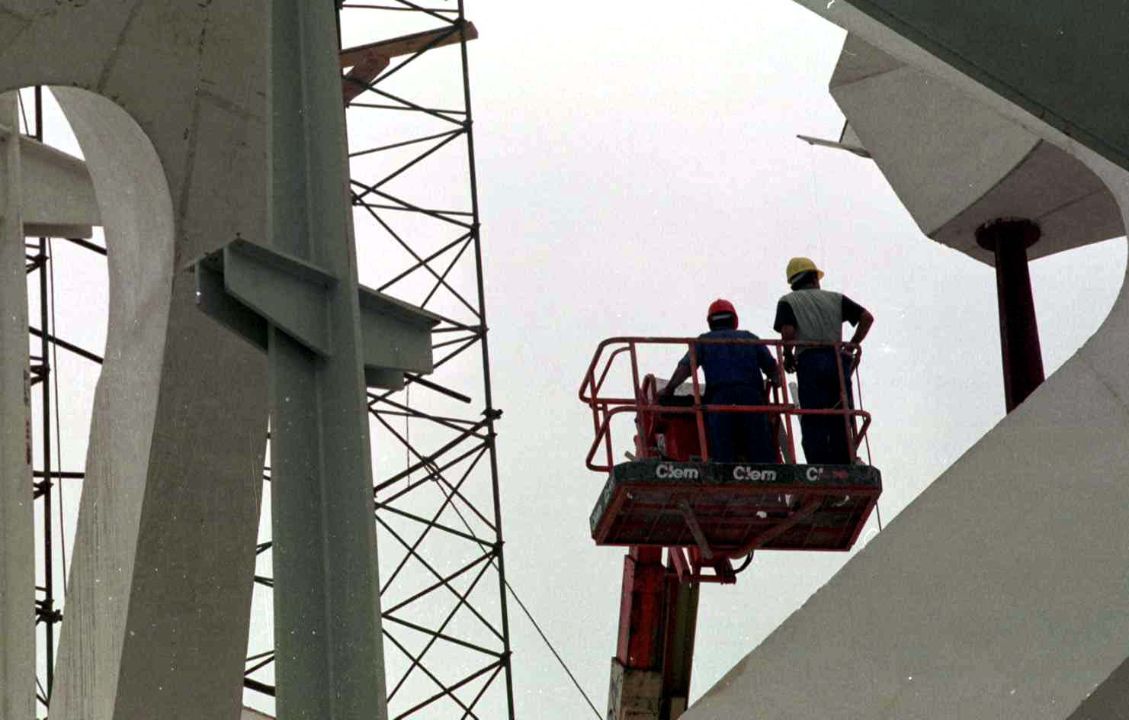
[21,1,1127,718]
[472,2,1124,717]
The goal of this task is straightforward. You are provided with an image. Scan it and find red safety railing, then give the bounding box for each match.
[578,336,872,472]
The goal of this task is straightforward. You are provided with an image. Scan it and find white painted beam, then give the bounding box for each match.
[0,90,34,720]
[18,135,99,238]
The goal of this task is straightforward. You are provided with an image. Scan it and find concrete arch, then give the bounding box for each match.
[0,3,269,719]
[684,6,1129,719]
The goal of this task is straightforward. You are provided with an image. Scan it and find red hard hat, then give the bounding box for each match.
[707,298,738,327]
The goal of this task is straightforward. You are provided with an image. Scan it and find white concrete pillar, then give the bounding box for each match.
[0,91,34,720]
[0,3,270,718]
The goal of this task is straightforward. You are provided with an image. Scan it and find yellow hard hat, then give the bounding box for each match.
[786,256,824,284]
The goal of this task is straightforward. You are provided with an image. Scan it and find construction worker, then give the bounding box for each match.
[660,299,779,463]
[774,257,873,464]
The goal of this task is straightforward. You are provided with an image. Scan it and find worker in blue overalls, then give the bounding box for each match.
[660,299,779,463]
[774,257,874,464]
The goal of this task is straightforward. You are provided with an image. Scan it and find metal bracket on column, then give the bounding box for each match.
[195,238,440,390]
[357,287,438,389]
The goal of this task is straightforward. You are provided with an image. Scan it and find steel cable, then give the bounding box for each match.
[427,465,603,719]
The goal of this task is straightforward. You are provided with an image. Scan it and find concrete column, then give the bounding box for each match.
[0,2,271,717]
[976,219,1046,412]
[0,92,34,720]
[44,87,267,720]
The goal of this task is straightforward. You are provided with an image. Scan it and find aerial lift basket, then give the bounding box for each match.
[581,337,881,568]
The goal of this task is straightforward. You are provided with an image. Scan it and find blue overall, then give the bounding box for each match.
[680,329,777,463]
[795,348,854,464]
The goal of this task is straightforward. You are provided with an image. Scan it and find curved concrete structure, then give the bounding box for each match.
[829,34,1123,265]
[684,4,1129,719]
[0,3,269,718]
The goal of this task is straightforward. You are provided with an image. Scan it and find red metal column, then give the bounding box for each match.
[975,219,1045,412]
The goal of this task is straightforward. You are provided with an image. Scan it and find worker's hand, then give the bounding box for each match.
[783,353,796,374]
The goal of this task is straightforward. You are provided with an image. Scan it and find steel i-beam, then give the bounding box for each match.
[196,0,439,716]
[266,3,389,713]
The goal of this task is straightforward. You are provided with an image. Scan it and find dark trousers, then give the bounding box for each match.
[705,384,775,463]
[796,349,854,464]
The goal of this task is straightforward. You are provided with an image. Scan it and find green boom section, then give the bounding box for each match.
[846,0,1129,171]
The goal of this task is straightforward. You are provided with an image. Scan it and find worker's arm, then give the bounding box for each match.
[773,300,798,374]
[849,309,874,346]
[779,324,798,374]
[659,360,692,398]
[755,342,780,387]
[842,296,873,370]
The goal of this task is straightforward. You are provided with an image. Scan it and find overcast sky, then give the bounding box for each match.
[25,1,1127,718]
[472,2,1124,717]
